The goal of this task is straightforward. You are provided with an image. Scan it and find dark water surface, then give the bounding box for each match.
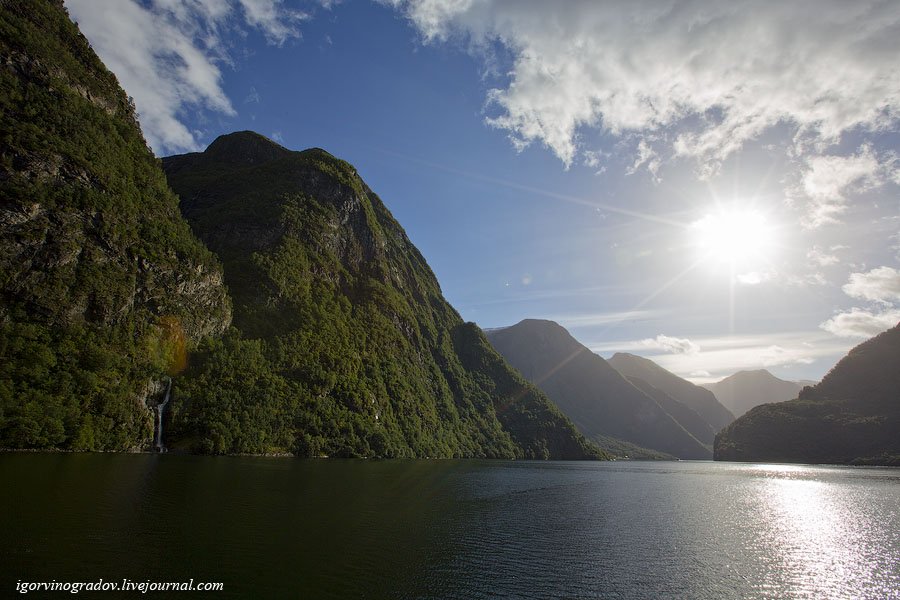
[2,455,899,599]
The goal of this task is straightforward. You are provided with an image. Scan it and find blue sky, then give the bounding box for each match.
[66,0,900,383]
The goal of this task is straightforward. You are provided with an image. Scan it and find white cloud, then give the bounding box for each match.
[641,334,700,355]
[237,0,308,45]
[626,139,661,182]
[820,307,900,338]
[551,309,663,329]
[797,146,883,228]
[594,330,854,381]
[807,246,840,267]
[389,1,900,171]
[759,345,814,367]
[244,86,262,104]
[842,266,900,304]
[66,0,306,154]
[820,267,900,338]
[736,271,772,286]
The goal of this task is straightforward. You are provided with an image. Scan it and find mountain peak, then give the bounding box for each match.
[704,369,804,418]
[204,131,290,165]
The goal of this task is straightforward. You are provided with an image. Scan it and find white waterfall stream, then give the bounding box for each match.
[154,378,172,452]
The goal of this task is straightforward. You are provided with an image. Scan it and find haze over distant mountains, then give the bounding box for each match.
[608,353,735,432]
[486,319,715,459]
[715,322,900,465]
[703,370,809,417]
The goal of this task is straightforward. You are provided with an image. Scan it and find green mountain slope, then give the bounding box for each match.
[609,353,735,432]
[0,0,231,450]
[715,323,900,465]
[486,319,709,459]
[703,369,805,418]
[162,133,603,459]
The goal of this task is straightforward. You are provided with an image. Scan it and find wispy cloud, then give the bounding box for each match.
[641,334,699,355]
[736,271,773,286]
[794,146,885,228]
[389,1,900,172]
[66,0,310,154]
[549,310,664,329]
[237,0,308,45]
[807,246,841,267]
[593,330,854,381]
[244,86,262,104]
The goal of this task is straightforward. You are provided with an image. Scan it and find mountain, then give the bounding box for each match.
[715,323,900,465]
[162,135,603,459]
[703,369,805,418]
[608,353,735,432]
[486,319,711,459]
[625,376,717,445]
[0,1,231,450]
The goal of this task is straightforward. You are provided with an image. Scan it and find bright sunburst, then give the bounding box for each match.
[691,208,777,267]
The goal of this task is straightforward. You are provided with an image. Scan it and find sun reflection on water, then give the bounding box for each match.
[753,466,899,599]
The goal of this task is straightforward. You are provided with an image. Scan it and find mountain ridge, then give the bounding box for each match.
[608,352,735,433]
[162,136,604,459]
[703,369,806,418]
[715,323,900,465]
[486,319,711,459]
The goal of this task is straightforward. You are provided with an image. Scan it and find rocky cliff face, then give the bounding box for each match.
[715,323,900,465]
[0,1,230,450]
[162,133,603,459]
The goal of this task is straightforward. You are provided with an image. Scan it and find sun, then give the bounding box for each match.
[691,208,777,267]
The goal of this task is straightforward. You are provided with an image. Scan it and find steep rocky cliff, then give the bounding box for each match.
[0,1,230,450]
[163,133,603,459]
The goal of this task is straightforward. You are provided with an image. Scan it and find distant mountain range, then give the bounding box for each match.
[486,319,727,459]
[608,353,735,432]
[702,370,808,417]
[715,322,900,465]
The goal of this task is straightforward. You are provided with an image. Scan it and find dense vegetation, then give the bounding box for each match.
[0,1,230,450]
[162,132,604,459]
[0,2,600,460]
[486,319,709,459]
[715,323,900,465]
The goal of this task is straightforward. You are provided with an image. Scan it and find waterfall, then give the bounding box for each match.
[154,377,172,453]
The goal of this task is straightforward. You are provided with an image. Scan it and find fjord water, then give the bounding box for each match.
[2,456,898,599]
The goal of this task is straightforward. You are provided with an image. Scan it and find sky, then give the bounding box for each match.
[65,0,900,383]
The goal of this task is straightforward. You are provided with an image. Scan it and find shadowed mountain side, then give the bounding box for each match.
[162,134,602,459]
[625,377,716,447]
[703,369,805,418]
[0,1,231,450]
[486,320,711,459]
[715,323,900,465]
[609,353,735,432]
